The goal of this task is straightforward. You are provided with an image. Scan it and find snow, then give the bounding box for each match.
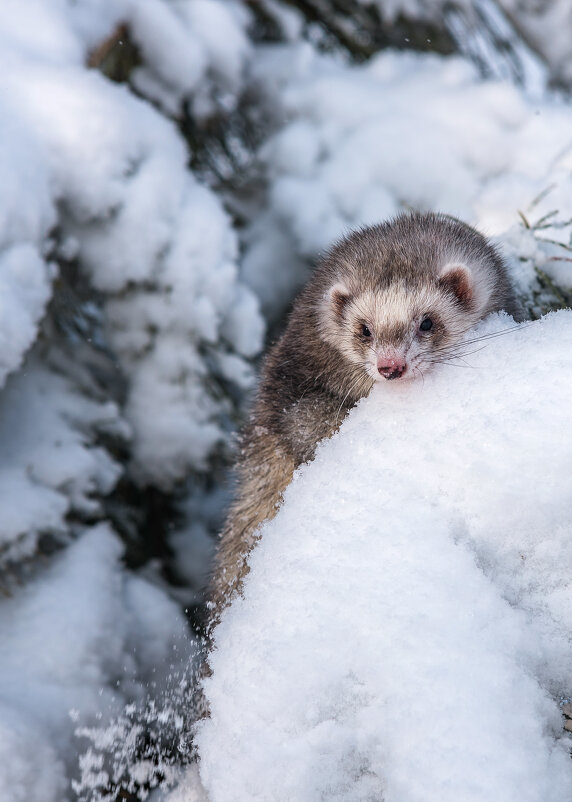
[0,247,52,388]
[0,525,196,802]
[129,0,210,102]
[129,0,251,115]
[0,0,264,487]
[196,311,572,801]
[0,363,123,564]
[0,705,67,802]
[0,93,54,389]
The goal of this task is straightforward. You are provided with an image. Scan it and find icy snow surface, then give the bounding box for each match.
[196,311,572,802]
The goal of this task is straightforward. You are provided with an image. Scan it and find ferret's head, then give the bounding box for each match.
[316,214,512,383]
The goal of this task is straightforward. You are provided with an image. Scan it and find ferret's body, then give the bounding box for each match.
[207,213,519,622]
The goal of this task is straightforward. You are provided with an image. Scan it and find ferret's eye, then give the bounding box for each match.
[361,324,372,338]
[419,317,433,332]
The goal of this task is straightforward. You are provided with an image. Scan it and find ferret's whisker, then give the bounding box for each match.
[336,373,367,419]
[443,345,488,360]
[458,320,534,346]
[428,358,478,369]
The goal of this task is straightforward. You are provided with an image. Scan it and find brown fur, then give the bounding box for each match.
[206,212,520,627]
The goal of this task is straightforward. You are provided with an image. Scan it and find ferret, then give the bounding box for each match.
[207,212,520,625]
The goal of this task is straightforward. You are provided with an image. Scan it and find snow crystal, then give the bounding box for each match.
[196,311,572,802]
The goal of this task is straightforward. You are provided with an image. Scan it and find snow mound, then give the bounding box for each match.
[196,311,572,801]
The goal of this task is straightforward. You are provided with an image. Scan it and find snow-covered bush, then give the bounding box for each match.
[0,2,263,800]
[240,41,572,321]
[1,0,264,491]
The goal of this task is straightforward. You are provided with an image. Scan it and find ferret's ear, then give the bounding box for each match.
[329,282,351,317]
[438,263,474,308]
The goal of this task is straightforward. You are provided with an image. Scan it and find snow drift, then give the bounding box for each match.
[195,311,572,802]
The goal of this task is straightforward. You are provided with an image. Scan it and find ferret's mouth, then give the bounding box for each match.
[379,365,407,380]
[368,366,409,383]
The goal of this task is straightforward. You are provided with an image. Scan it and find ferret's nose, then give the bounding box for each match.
[377,357,406,380]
